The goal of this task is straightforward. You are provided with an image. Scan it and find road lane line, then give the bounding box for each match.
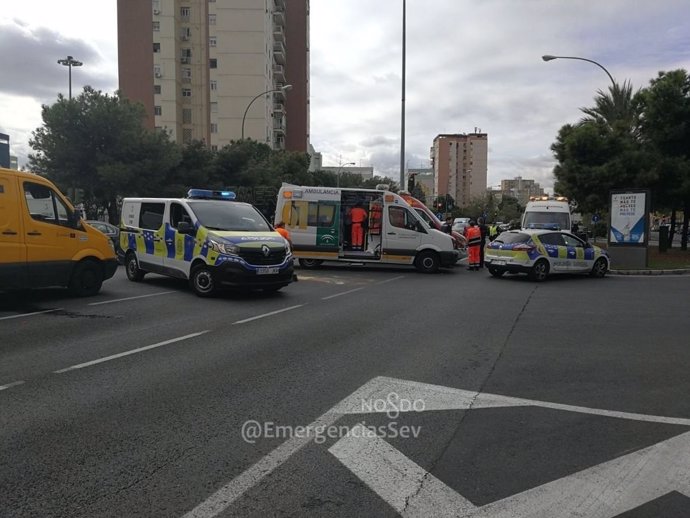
[0,380,25,391]
[88,291,176,306]
[53,331,210,374]
[321,287,365,300]
[0,309,62,321]
[232,304,305,325]
[329,423,477,517]
[375,275,406,285]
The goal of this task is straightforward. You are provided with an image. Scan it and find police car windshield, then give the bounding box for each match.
[187,201,271,232]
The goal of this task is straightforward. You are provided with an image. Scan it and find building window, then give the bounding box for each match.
[154,106,162,116]
[209,14,216,25]
[182,88,192,97]
[154,65,162,78]
[154,85,161,94]
[209,36,217,47]
[210,80,218,91]
[181,27,192,40]
[210,123,218,133]
[183,109,192,124]
[210,102,218,113]
[153,42,161,53]
[180,6,191,18]
[181,48,191,64]
[211,145,218,151]
[209,58,217,69]
[183,129,193,144]
[153,21,160,31]
[182,68,192,82]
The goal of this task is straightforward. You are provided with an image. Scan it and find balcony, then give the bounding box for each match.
[273,63,285,82]
[273,41,285,65]
[273,24,285,42]
[273,10,285,27]
[273,85,288,101]
[273,0,285,10]
[180,57,191,64]
[273,103,286,117]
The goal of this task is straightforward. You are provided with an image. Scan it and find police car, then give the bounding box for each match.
[485,229,610,281]
[120,189,294,296]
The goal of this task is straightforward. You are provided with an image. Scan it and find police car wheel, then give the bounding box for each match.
[125,254,145,282]
[415,251,440,274]
[590,258,608,278]
[528,259,550,282]
[488,266,505,277]
[299,259,323,269]
[69,261,103,297]
[190,265,217,297]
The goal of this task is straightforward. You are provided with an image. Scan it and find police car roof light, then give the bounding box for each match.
[187,189,237,200]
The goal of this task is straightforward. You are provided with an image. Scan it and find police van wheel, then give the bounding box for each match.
[415,251,440,274]
[529,259,550,282]
[590,258,608,278]
[125,254,145,282]
[190,265,217,297]
[488,266,505,277]
[299,259,323,269]
[69,261,103,297]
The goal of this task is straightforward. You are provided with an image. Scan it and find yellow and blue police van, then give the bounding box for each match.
[0,167,118,296]
[119,189,294,296]
[275,183,459,273]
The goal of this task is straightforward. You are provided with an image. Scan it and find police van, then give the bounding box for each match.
[120,189,294,296]
[275,183,458,273]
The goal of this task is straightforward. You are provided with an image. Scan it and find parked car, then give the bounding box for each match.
[86,220,124,264]
[452,217,471,233]
[485,229,609,281]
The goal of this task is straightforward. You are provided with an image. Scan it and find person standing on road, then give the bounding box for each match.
[464,220,481,270]
[350,202,368,251]
[274,221,291,246]
[489,222,500,241]
[477,217,488,268]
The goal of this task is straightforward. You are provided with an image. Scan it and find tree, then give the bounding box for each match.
[29,87,180,222]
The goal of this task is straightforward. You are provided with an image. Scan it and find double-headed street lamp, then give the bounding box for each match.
[336,162,356,187]
[241,84,293,140]
[57,55,83,100]
[541,54,615,88]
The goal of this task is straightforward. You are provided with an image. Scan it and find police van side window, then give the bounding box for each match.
[170,203,192,229]
[139,202,165,230]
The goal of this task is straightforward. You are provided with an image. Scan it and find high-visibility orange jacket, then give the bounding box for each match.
[464,225,481,246]
[351,207,368,224]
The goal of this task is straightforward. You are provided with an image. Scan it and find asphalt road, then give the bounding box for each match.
[1,264,689,517]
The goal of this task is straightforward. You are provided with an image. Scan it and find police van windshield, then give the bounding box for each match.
[187,201,271,232]
[522,211,570,231]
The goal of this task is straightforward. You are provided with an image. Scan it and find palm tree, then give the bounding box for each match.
[579,80,642,139]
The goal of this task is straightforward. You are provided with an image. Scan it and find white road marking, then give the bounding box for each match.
[296,275,345,285]
[375,275,406,285]
[0,380,25,391]
[53,331,210,373]
[182,375,690,518]
[329,423,477,517]
[0,308,62,321]
[88,291,175,306]
[232,304,305,325]
[321,287,365,300]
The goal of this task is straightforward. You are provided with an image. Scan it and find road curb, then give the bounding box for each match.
[610,268,690,276]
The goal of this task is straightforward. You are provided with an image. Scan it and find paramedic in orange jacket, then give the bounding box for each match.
[464,220,482,271]
[350,203,368,250]
[274,221,291,245]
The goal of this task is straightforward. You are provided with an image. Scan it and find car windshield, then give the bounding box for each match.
[493,232,531,244]
[523,211,570,231]
[187,201,271,232]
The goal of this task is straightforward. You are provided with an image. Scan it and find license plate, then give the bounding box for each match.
[492,259,506,266]
[257,267,279,275]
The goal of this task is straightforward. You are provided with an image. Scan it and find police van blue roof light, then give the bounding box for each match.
[187,189,236,200]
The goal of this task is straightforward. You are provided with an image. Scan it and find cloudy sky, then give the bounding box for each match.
[1,1,689,190]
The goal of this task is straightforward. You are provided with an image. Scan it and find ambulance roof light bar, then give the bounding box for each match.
[528,195,569,202]
[186,189,237,200]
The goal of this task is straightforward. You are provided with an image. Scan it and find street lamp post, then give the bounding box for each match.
[241,84,293,140]
[541,55,615,88]
[57,55,83,100]
[399,0,406,191]
[336,162,356,187]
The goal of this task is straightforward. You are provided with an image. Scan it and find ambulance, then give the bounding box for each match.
[275,184,459,273]
[0,167,117,296]
[120,189,294,296]
[521,196,572,231]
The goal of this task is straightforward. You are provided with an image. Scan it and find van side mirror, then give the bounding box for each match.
[68,211,82,229]
[177,221,193,234]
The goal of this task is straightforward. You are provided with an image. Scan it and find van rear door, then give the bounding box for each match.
[0,173,26,288]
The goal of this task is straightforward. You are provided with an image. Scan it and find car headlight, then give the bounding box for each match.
[284,239,292,255]
[209,239,240,255]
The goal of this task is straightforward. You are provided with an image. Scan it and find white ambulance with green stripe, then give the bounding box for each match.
[120,190,294,296]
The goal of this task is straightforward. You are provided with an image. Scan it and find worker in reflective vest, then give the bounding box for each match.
[350,203,368,250]
[464,220,482,271]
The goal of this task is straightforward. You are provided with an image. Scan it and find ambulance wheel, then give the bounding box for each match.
[125,253,145,282]
[69,260,103,297]
[190,265,217,297]
[528,259,550,282]
[415,251,440,273]
[488,266,505,277]
[299,259,323,269]
[590,258,608,278]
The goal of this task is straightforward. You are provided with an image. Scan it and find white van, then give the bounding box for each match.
[275,184,459,273]
[120,189,294,296]
[521,196,572,231]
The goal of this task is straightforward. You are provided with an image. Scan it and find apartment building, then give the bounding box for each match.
[500,176,545,206]
[117,0,309,152]
[430,132,487,208]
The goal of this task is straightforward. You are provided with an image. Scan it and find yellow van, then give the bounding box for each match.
[0,167,118,296]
